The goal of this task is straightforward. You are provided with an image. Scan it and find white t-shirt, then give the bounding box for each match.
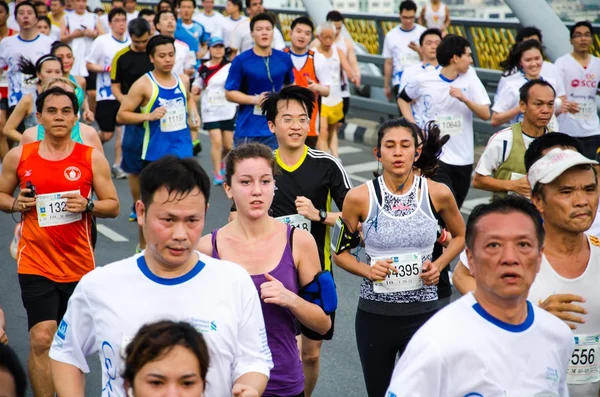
[556,54,600,138]
[222,15,247,49]
[126,10,139,22]
[314,45,343,107]
[386,292,573,397]
[403,67,491,165]
[399,63,440,126]
[194,12,226,60]
[335,34,351,99]
[382,24,426,87]
[475,125,539,177]
[230,19,285,54]
[0,34,54,108]
[49,252,273,397]
[423,2,447,30]
[174,39,196,76]
[64,11,99,77]
[195,62,237,123]
[493,61,565,131]
[588,209,600,236]
[85,34,131,101]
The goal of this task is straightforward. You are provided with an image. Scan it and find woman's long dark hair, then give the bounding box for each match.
[374,118,449,179]
[18,54,62,84]
[500,39,544,77]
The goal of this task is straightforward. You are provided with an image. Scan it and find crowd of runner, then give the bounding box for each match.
[0,0,599,396]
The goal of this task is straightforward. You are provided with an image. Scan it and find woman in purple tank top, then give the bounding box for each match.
[197,143,331,397]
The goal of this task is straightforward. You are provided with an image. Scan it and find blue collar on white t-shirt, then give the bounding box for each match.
[137,255,205,286]
[472,300,535,333]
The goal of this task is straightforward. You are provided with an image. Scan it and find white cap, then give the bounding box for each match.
[527,148,598,188]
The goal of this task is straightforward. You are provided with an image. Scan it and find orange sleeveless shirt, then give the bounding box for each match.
[17,141,95,283]
[284,48,320,137]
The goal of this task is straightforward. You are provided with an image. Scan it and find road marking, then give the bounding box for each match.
[338,146,363,155]
[460,197,489,215]
[343,123,357,142]
[96,224,129,242]
[343,161,379,175]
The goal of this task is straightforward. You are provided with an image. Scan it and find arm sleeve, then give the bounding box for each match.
[85,37,102,65]
[553,66,566,98]
[474,133,506,176]
[110,51,124,83]
[459,249,469,269]
[491,80,517,113]
[328,158,353,209]
[382,33,392,59]
[48,280,97,373]
[385,334,444,397]
[232,269,273,381]
[469,72,492,105]
[230,23,243,50]
[314,53,331,86]
[224,57,242,91]
[398,67,413,92]
[401,78,421,102]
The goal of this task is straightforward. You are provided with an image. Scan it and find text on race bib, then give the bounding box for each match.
[275,214,311,232]
[206,90,228,107]
[253,103,264,116]
[547,115,559,132]
[567,334,600,385]
[159,98,187,132]
[36,189,82,228]
[370,253,423,293]
[436,115,464,136]
[398,50,420,67]
[571,100,596,121]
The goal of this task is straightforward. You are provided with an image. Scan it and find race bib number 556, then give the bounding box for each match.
[567,334,600,385]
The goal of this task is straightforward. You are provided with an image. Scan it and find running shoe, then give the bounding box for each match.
[135,244,142,254]
[111,164,127,180]
[213,174,223,186]
[193,139,202,156]
[220,160,226,176]
[128,206,137,222]
[10,224,21,260]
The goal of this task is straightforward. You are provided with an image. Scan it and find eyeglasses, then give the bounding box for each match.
[573,33,592,39]
[281,116,310,126]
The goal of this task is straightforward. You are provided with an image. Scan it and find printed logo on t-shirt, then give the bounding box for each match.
[572,74,598,88]
[57,319,68,340]
[64,166,82,181]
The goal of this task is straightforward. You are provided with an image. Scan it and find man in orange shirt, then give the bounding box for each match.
[0,87,119,397]
[284,16,331,149]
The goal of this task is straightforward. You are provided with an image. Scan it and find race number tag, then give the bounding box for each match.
[508,172,527,197]
[160,98,187,132]
[571,101,596,121]
[548,115,559,132]
[567,334,600,385]
[253,104,263,116]
[399,51,420,68]
[370,253,423,293]
[436,115,464,136]
[275,214,311,232]
[36,189,82,228]
[206,90,228,107]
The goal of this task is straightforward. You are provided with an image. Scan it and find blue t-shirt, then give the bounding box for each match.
[175,20,209,54]
[225,49,295,138]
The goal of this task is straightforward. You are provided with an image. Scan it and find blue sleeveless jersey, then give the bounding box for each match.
[141,72,192,161]
[37,122,83,143]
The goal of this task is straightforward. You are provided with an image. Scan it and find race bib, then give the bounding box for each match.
[399,50,420,67]
[253,103,263,116]
[370,253,423,293]
[548,115,559,132]
[160,99,187,132]
[436,115,464,136]
[567,334,600,385]
[36,189,82,228]
[571,100,596,121]
[275,213,311,232]
[206,90,228,107]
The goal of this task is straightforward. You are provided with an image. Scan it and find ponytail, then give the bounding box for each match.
[415,121,449,178]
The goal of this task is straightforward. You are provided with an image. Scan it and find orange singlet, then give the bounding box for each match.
[16,141,95,283]
[284,48,320,137]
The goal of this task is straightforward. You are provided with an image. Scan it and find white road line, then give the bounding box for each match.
[343,161,379,174]
[96,224,129,242]
[338,146,363,155]
[460,197,490,215]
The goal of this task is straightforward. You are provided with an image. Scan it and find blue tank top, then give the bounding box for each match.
[210,225,304,396]
[140,72,192,161]
[37,122,83,143]
[69,74,85,110]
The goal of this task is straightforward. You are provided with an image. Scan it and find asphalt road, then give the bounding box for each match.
[0,131,489,396]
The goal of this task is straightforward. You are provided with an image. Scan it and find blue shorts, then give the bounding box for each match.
[121,124,145,175]
[234,134,278,150]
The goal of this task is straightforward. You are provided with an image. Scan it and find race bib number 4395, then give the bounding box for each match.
[567,334,600,385]
[370,253,423,293]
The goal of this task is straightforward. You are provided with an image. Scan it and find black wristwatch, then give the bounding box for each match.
[318,209,327,223]
[85,198,95,213]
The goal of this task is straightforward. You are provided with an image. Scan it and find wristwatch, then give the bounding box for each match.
[85,198,95,213]
[318,209,327,223]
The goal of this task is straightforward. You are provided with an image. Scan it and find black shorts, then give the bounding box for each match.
[204,118,235,131]
[85,72,97,91]
[578,135,600,160]
[95,100,120,133]
[18,274,78,330]
[339,97,350,123]
[431,161,473,209]
[300,311,335,341]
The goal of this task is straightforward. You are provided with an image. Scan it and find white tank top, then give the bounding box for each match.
[65,12,98,77]
[424,2,447,30]
[334,35,351,98]
[317,45,344,107]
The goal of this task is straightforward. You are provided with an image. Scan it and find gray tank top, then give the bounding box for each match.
[359,175,440,315]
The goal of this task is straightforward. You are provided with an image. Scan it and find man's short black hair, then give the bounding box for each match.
[466,196,545,251]
[524,133,584,173]
[326,10,343,22]
[128,16,151,37]
[36,86,79,114]
[291,16,313,32]
[228,0,242,12]
[261,85,315,124]
[250,12,274,31]
[146,34,175,56]
[245,0,260,8]
[519,79,556,103]
[138,8,155,18]
[570,21,593,39]
[179,0,196,8]
[154,9,175,31]
[436,34,470,67]
[516,26,542,43]
[15,1,37,18]
[155,0,173,12]
[0,0,9,14]
[0,344,27,397]
[419,28,442,46]
[108,6,126,23]
[140,155,211,210]
[399,0,417,13]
